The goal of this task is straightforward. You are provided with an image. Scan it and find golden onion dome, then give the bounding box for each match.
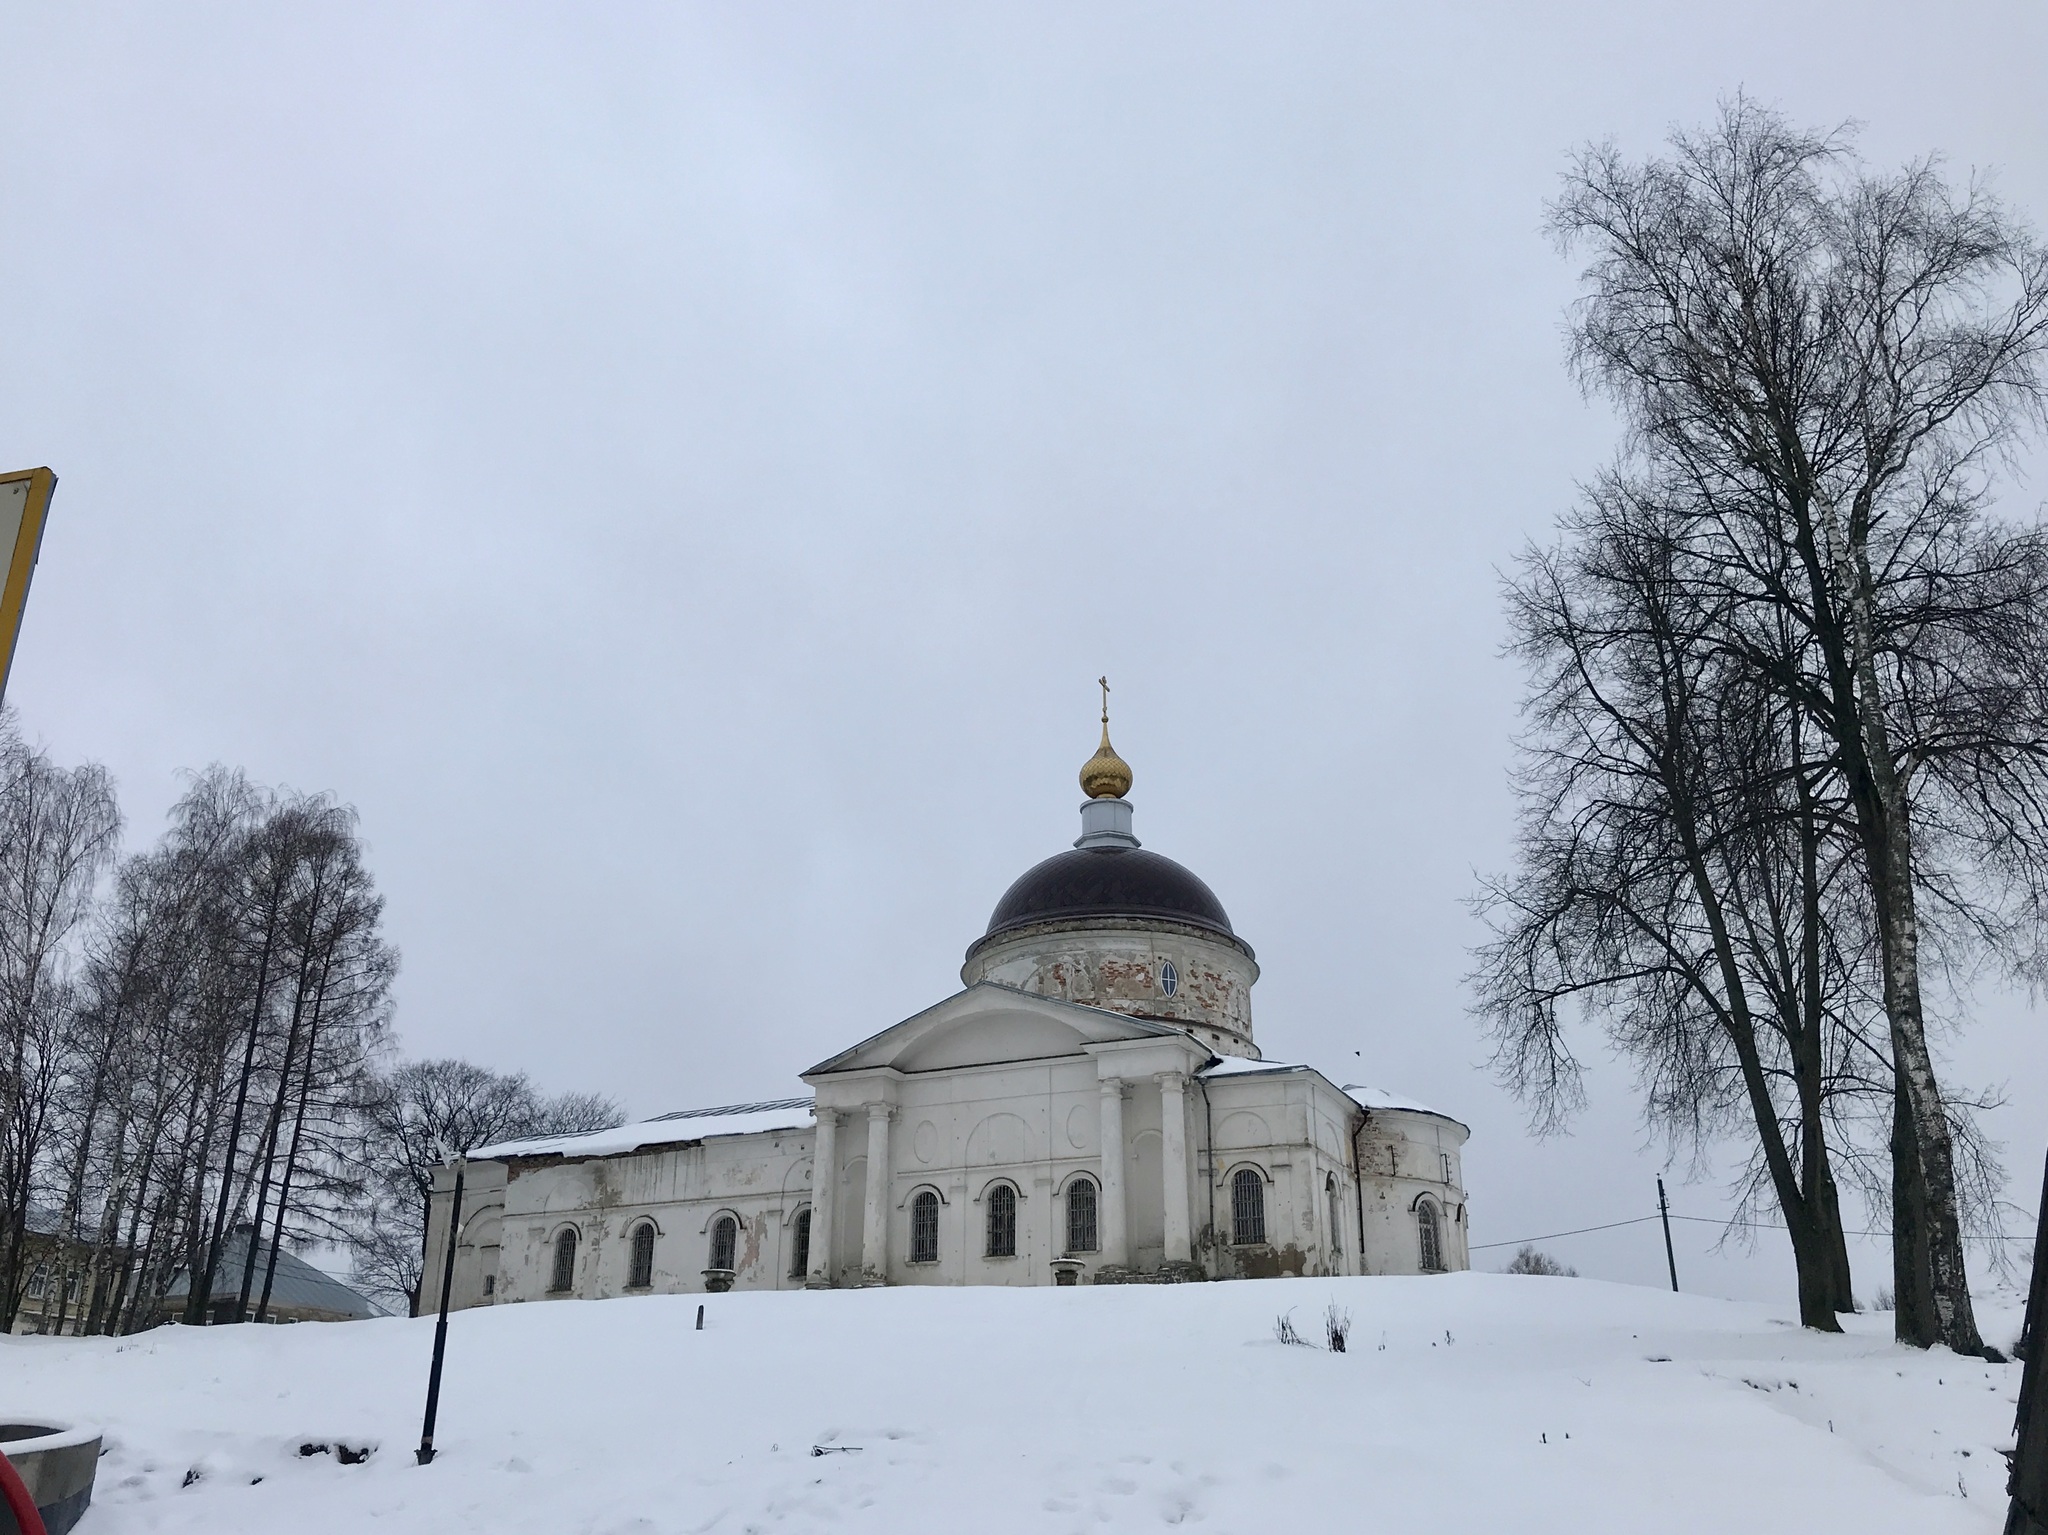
[1080,725,1132,799]
[1080,678,1133,799]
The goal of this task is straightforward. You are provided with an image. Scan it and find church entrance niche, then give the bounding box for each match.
[1128,1128,1165,1267]
[837,1156,867,1285]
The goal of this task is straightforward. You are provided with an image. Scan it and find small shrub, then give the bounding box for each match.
[1872,1285,1894,1312]
[1274,1310,1309,1347]
[1504,1246,1577,1277]
[1324,1302,1352,1353]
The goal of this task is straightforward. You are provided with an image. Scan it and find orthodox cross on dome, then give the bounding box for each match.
[1080,676,1133,800]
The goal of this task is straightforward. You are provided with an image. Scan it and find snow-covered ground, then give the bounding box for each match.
[8,1275,2026,1533]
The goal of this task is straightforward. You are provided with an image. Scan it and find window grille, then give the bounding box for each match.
[907,1190,940,1263]
[1065,1177,1098,1254]
[1441,1151,1452,1184]
[1326,1175,1343,1253]
[790,1208,811,1279]
[710,1215,738,1272]
[629,1222,656,1288]
[482,1273,495,1296]
[549,1229,577,1293]
[1231,1168,1267,1246]
[27,1265,46,1299]
[1417,1199,1444,1272]
[986,1184,1017,1258]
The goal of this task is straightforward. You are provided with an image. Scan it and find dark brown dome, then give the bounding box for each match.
[980,846,1236,944]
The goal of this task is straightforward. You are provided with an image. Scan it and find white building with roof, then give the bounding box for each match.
[424,716,1469,1309]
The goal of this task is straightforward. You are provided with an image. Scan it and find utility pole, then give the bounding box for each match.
[1657,1177,1679,1292]
[416,1154,465,1466]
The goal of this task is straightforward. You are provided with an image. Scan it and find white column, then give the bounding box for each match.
[1158,1072,1192,1264]
[807,1110,839,1288]
[861,1103,893,1285]
[1098,1079,1128,1265]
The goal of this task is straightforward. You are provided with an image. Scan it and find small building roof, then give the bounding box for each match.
[162,1228,381,1319]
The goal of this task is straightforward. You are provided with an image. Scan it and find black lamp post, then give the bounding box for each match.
[416,1153,465,1466]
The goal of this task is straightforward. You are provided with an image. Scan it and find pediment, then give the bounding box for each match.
[804,983,1189,1078]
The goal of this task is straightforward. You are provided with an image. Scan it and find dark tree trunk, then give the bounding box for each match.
[1889,1073,1937,1346]
[2006,1152,2048,1535]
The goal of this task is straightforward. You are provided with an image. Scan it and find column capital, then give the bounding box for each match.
[1155,1070,1187,1091]
[865,1101,896,1122]
[815,1107,842,1128]
[1099,1078,1129,1098]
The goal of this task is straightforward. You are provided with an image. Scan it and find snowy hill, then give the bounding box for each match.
[6,1275,2025,1534]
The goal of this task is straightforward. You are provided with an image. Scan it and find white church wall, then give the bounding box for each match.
[1354,1108,1471,1276]
[425,1123,823,1311]
[1197,1072,1337,1279]
[424,1158,508,1312]
[424,1064,1471,1310]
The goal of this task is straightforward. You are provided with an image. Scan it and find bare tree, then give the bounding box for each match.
[19,763,400,1336]
[1543,99,2048,1353]
[241,813,395,1321]
[0,713,121,1330]
[1474,485,1868,1328]
[347,1059,620,1315]
[1504,1247,1578,1277]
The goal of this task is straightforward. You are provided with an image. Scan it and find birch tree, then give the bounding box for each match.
[1536,99,2048,1352]
[0,715,121,1330]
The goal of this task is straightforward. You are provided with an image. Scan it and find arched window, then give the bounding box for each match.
[985,1183,1017,1258]
[628,1222,656,1289]
[790,1208,812,1279]
[549,1228,577,1293]
[1065,1176,1098,1254]
[1231,1168,1267,1246]
[1326,1174,1343,1253]
[1416,1198,1444,1272]
[709,1214,738,1272]
[910,1190,940,1264]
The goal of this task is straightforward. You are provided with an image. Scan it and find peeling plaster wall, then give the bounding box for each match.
[425,1126,820,1311]
[962,920,1260,1059]
[1354,1109,1473,1276]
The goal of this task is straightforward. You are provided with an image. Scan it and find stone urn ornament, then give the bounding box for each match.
[0,1419,102,1535]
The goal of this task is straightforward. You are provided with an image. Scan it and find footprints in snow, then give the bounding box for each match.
[1041,1453,1222,1528]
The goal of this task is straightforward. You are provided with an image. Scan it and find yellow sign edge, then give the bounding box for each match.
[0,467,58,710]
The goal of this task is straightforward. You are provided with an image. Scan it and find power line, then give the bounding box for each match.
[1470,1216,1661,1251]
[1474,1207,2019,1252]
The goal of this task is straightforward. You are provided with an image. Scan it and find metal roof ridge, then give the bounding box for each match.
[643,1095,814,1123]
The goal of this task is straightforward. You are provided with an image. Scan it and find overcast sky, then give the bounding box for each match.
[4,3,2043,1304]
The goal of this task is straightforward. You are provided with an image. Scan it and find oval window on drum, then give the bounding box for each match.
[1159,961,1178,998]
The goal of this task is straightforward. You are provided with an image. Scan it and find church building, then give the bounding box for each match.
[423,711,1470,1308]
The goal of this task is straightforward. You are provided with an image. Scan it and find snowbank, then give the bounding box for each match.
[7,1276,2022,1534]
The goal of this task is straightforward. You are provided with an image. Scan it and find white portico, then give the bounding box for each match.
[799,984,1221,1286]
[423,708,1471,1309]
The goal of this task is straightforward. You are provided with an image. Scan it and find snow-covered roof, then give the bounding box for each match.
[471,1097,815,1161]
[1197,1056,1454,1121]
[1342,1083,1451,1120]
